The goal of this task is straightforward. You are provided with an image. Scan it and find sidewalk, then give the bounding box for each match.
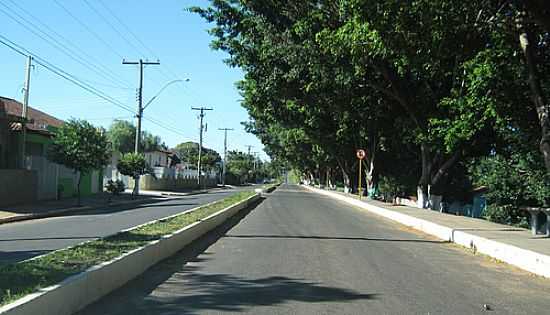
[304,185,550,278]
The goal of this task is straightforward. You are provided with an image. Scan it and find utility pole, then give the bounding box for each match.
[20,55,32,169]
[252,152,259,171]
[192,107,213,186]
[123,59,160,194]
[245,145,253,157]
[245,145,254,183]
[218,128,234,186]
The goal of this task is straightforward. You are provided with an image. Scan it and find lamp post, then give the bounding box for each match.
[133,78,188,195]
[143,79,189,110]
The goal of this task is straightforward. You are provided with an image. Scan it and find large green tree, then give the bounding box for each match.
[193,0,547,209]
[107,120,167,153]
[48,119,110,205]
[173,141,221,171]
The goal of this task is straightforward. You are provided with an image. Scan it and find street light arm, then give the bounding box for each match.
[143,79,188,110]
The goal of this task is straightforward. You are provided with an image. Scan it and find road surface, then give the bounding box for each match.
[0,188,246,264]
[79,184,550,314]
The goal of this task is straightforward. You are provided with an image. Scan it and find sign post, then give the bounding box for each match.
[356,149,366,199]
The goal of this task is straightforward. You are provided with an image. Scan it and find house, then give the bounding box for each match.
[144,149,172,168]
[0,96,103,206]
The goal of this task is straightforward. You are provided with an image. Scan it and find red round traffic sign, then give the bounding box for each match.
[356,149,366,160]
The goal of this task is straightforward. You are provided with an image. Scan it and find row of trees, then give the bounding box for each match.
[48,119,153,204]
[193,1,550,223]
[48,119,278,204]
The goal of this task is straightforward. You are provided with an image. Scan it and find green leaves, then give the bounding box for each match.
[107,120,166,154]
[48,119,110,174]
[117,153,151,178]
[173,142,221,171]
[194,0,549,207]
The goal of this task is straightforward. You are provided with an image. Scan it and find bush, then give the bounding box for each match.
[105,180,125,196]
[378,176,408,202]
[469,153,549,226]
[469,153,549,207]
[483,204,529,228]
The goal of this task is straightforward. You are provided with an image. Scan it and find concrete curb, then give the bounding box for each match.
[304,185,550,279]
[0,196,171,226]
[0,193,261,315]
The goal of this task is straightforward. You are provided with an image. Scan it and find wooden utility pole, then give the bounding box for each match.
[218,128,234,186]
[123,59,160,194]
[192,107,213,186]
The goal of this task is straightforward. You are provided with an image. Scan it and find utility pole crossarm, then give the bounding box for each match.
[122,59,160,65]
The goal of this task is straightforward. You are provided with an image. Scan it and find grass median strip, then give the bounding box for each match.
[0,190,256,307]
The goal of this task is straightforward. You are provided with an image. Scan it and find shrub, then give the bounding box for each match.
[469,153,549,226]
[105,180,125,196]
[469,153,549,207]
[378,176,408,202]
[483,204,529,228]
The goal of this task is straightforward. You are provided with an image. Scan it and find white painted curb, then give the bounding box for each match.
[0,194,261,315]
[304,185,550,279]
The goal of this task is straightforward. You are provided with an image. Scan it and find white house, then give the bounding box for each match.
[144,149,172,168]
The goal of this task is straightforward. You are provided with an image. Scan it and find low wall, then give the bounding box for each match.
[0,169,37,206]
[128,175,218,191]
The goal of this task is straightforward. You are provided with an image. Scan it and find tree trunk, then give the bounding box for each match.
[417,142,432,208]
[326,167,332,189]
[132,175,139,198]
[340,167,351,192]
[519,27,550,173]
[76,171,82,206]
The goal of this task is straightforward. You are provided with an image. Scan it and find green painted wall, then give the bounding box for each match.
[58,178,74,198]
[25,130,104,199]
[26,133,51,145]
[80,173,92,196]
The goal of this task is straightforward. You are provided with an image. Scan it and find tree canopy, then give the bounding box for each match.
[48,119,110,204]
[173,141,221,171]
[193,0,550,214]
[107,120,167,153]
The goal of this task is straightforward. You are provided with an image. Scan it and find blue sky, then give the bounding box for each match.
[0,0,267,159]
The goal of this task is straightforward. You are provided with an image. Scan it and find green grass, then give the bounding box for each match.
[0,190,256,306]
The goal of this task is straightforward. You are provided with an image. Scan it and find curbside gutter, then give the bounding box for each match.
[304,185,550,279]
[0,193,261,315]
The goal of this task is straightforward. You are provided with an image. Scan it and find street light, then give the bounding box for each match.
[143,78,190,109]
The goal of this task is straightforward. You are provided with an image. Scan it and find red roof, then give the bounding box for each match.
[0,96,64,135]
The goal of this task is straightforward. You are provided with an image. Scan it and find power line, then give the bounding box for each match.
[83,0,147,57]
[0,34,198,146]
[5,0,131,90]
[142,115,198,142]
[94,0,190,83]
[52,0,124,60]
[96,0,156,59]
[0,2,130,89]
[0,34,135,114]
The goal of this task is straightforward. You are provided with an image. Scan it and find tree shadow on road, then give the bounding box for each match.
[139,272,377,315]
[77,197,377,315]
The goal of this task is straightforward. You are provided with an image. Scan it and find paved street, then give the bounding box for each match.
[78,185,550,315]
[0,188,246,264]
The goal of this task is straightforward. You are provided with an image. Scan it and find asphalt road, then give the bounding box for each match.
[0,188,247,264]
[79,184,550,315]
